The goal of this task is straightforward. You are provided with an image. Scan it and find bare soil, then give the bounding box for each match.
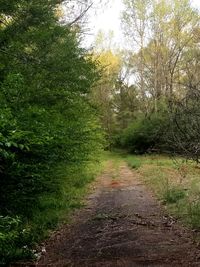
[37,161,200,266]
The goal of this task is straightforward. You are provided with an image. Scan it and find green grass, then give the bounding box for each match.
[31,159,103,232]
[4,151,200,265]
[162,187,186,204]
[0,158,104,265]
[102,151,124,180]
[126,155,142,169]
[124,153,200,230]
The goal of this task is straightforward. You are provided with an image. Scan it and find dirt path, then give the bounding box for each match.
[38,161,200,266]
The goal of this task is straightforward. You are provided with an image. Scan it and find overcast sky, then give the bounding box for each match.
[85,0,200,48]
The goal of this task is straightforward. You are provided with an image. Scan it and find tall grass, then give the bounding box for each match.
[125,154,200,230]
[0,159,103,265]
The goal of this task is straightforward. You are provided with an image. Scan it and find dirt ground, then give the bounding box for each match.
[37,161,200,267]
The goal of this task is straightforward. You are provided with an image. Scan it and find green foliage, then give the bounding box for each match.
[187,200,200,229]
[170,94,200,161]
[126,154,200,229]
[0,0,104,264]
[126,156,141,169]
[118,113,168,154]
[0,216,33,264]
[162,188,186,204]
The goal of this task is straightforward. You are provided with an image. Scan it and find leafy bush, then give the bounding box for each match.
[0,0,104,264]
[0,216,34,265]
[118,113,168,154]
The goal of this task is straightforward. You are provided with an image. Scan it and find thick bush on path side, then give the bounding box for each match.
[119,113,168,154]
[0,0,104,264]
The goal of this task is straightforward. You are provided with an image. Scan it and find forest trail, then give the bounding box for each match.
[38,160,200,267]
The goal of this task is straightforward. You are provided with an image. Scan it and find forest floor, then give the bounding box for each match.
[35,155,200,267]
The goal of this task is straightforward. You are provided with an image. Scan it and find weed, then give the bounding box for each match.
[0,158,103,265]
[126,156,142,169]
[92,213,110,221]
[162,188,186,204]
[187,195,200,229]
[125,153,200,229]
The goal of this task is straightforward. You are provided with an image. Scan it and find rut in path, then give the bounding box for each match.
[39,161,200,267]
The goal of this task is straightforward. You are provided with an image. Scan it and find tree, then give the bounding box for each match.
[0,1,104,263]
[122,0,151,114]
[90,49,121,143]
[122,0,199,111]
[118,0,200,155]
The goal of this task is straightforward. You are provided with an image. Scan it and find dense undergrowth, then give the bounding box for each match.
[0,160,104,265]
[117,112,169,154]
[0,1,104,265]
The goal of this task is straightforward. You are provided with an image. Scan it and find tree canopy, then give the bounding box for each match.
[0,0,104,264]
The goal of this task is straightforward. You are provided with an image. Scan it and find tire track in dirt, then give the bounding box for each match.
[38,161,200,267]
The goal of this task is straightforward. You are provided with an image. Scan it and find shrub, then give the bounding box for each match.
[0,216,34,265]
[0,0,104,264]
[119,113,168,154]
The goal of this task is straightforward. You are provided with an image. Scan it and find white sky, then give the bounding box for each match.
[85,0,200,48]
[85,0,123,47]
